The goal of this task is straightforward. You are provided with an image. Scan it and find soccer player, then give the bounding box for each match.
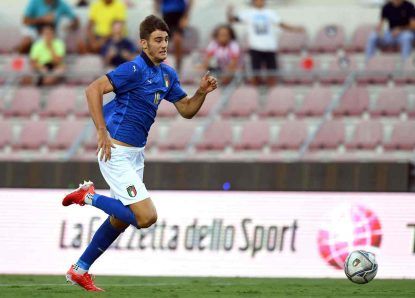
[61,15,218,292]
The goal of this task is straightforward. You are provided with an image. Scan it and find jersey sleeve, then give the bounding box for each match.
[106,61,140,94]
[164,71,187,103]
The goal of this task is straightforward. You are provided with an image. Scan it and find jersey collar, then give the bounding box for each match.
[140,51,155,67]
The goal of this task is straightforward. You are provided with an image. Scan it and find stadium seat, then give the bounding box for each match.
[222,86,259,118]
[259,87,295,117]
[234,120,269,151]
[146,122,160,150]
[4,87,41,117]
[357,55,396,84]
[49,120,86,150]
[14,121,49,150]
[346,120,383,150]
[310,24,346,53]
[271,120,307,150]
[370,87,408,117]
[40,87,77,118]
[196,88,221,117]
[67,55,104,84]
[0,25,21,53]
[196,120,232,151]
[281,59,319,85]
[319,56,357,84]
[347,24,375,52]
[296,86,332,117]
[333,86,369,117]
[384,121,415,151]
[309,120,345,150]
[157,100,178,118]
[394,61,415,84]
[0,120,12,149]
[83,127,98,151]
[278,30,308,53]
[158,120,195,151]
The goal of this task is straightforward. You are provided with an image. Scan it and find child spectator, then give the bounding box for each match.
[19,0,79,54]
[100,21,138,67]
[228,0,304,86]
[30,24,66,86]
[202,24,240,84]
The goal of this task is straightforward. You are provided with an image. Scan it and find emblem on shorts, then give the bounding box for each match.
[127,185,137,197]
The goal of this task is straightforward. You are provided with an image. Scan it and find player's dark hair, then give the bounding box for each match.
[140,15,170,40]
[212,24,237,41]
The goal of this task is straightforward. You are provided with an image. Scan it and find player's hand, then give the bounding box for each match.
[199,71,218,94]
[96,128,115,162]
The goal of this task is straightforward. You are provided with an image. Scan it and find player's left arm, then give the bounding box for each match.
[174,72,218,119]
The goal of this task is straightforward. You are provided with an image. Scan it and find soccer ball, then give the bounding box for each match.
[344,250,378,284]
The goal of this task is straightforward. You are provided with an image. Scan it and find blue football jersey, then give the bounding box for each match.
[104,52,187,147]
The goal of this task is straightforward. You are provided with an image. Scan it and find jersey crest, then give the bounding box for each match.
[163,74,170,88]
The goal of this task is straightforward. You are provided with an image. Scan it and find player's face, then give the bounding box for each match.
[142,30,169,63]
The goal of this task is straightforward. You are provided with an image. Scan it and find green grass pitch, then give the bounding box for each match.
[1,275,415,297]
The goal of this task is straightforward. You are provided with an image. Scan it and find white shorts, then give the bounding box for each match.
[98,144,150,205]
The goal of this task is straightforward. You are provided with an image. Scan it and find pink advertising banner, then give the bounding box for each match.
[0,189,414,278]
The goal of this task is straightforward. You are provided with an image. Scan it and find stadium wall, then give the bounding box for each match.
[0,190,414,278]
[0,161,409,191]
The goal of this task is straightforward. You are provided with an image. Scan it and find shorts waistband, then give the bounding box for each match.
[112,143,145,152]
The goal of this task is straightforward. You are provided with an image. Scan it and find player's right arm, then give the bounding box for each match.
[85,75,115,162]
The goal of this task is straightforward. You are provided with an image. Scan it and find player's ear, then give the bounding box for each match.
[140,39,148,50]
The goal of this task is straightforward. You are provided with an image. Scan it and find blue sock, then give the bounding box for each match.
[76,217,125,271]
[92,194,139,228]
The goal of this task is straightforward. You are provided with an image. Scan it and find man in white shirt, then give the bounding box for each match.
[228,0,304,85]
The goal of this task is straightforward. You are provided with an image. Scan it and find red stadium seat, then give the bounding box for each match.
[319,56,357,84]
[0,120,13,149]
[281,59,319,85]
[370,87,408,117]
[158,120,195,151]
[67,55,104,84]
[234,120,269,150]
[259,87,295,117]
[278,30,308,53]
[196,89,221,117]
[310,24,346,53]
[14,121,49,150]
[296,87,332,117]
[196,120,232,151]
[333,86,369,117]
[4,87,41,117]
[146,122,160,150]
[222,86,259,118]
[271,120,307,150]
[40,87,77,118]
[157,100,178,118]
[49,120,86,150]
[310,120,345,150]
[394,61,415,84]
[346,121,383,150]
[357,55,396,84]
[0,25,21,53]
[384,121,415,151]
[348,24,375,52]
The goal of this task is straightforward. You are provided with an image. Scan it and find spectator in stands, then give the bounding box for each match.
[202,24,241,84]
[86,0,127,53]
[100,21,138,67]
[365,0,415,61]
[154,0,193,72]
[18,0,79,54]
[228,0,304,86]
[29,24,66,86]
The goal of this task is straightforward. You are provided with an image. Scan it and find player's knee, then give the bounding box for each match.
[136,211,157,228]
